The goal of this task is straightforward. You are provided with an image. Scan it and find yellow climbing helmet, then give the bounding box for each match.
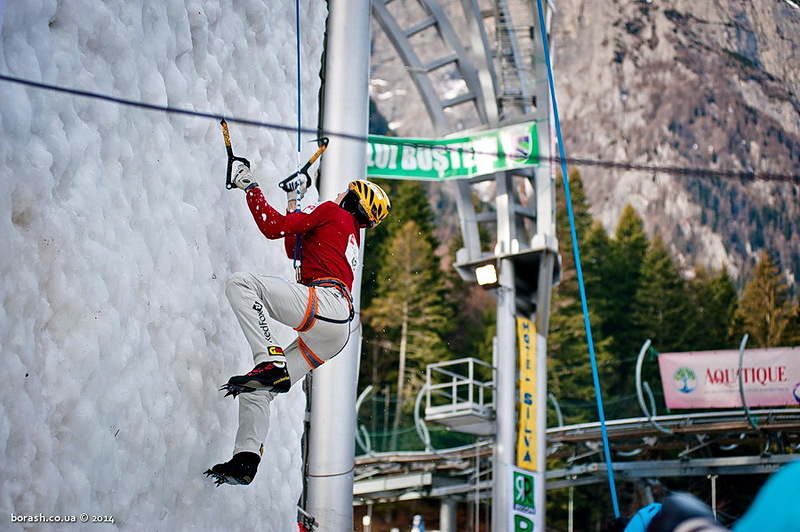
[345,180,391,228]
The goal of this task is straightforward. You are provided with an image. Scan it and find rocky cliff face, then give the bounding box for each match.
[369,0,800,288]
[551,0,800,286]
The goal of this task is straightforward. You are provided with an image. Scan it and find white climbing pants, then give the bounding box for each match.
[225,272,352,456]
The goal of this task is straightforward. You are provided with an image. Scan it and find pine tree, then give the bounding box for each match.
[361,180,439,308]
[581,221,615,328]
[733,250,794,347]
[572,219,628,403]
[606,205,650,359]
[441,234,495,361]
[633,233,693,353]
[685,267,739,350]
[360,180,451,449]
[548,170,614,424]
[552,169,595,318]
[381,180,436,239]
[363,219,453,450]
[783,304,800,345]
[361,180,440,382]
[361,178,395,306]
[554,169,594,293]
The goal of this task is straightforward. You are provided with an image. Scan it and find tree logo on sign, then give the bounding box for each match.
[673,367,698,394]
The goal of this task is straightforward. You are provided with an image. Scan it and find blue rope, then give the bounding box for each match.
[534,0,620,517]
[292,0,302,277]
[295,0,302,150]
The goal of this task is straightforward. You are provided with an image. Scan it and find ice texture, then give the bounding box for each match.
[1,1,326,529]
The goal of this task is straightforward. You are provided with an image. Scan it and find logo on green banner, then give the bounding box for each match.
[513,470,535,513]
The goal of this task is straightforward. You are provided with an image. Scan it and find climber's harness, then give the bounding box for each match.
[294,278,355,333]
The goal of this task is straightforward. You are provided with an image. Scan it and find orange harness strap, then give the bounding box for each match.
[307,278,354,324]
[298,337,324,369]
[294,286,319,333]
[297,278,355,329]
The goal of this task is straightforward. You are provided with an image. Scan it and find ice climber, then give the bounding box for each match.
[206,163,391,486]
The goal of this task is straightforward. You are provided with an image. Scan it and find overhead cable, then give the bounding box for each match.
[0,72,797,184]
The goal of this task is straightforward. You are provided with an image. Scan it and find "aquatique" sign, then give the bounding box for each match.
[657,347,800,409]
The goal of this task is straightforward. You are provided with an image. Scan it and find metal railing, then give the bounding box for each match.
[425,357,495,429]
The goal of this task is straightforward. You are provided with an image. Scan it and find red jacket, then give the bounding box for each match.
[245,187,361,290]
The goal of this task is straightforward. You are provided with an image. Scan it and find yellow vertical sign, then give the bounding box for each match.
[516,317,537,471]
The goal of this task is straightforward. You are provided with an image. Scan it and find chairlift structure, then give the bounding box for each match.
[352,1,800,531]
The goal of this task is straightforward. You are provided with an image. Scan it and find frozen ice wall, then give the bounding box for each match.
[0,1,327,529]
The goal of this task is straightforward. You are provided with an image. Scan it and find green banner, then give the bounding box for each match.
[366,121,540,180]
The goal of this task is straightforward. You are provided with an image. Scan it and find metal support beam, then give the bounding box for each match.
[491,262,518,532]
[545,454,797,490]
[307,0,371,529]
[440,498,457,532]
[369,2,558,530]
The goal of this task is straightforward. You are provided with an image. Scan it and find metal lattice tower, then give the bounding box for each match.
[495,0,541,118]
[372,0,556,311]
[369,2,558,531]
[372,0,548,133]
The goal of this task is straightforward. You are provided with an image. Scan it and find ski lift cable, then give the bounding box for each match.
[0,73,797,184]
[535,0,621,518]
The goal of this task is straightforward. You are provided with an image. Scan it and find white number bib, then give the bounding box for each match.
[345,233,360,274]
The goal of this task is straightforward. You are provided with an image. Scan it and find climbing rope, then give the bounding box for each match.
[534,0,621,517]
[287,3,330,282]
[292,0,304,279]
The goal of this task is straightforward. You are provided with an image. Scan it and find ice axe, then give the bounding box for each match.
[220,118,251,190]
[278,136,330,195]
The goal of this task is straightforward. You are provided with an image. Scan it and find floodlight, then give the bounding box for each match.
[475,263,498,287]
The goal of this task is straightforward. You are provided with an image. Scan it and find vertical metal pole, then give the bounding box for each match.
[440,498,456,532]
[535,251,555,530]
[306,0,371,529]
[568,486,574,532]
[709,474,718,519]
[492,258,517,532]
[532,0,557,521]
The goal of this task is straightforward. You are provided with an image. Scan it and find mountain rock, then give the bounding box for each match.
[369,0,800,288]
[552,0,800,286]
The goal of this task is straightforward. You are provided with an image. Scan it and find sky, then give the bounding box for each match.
[0,1,328,529]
